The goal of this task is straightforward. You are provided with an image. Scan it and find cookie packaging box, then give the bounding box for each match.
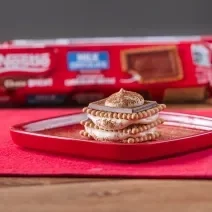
[201,35,212,101]
[0,36,211,106]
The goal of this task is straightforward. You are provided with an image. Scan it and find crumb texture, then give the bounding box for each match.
[105,88,144,108]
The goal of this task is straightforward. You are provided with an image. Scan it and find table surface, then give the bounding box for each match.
[1,104,212,212]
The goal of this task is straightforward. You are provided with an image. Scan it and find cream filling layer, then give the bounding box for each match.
[85,126,156,141]
[87,113,159,130]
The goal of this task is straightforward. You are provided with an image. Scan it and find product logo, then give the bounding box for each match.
[0,53,51,73]
[67,51,110,70]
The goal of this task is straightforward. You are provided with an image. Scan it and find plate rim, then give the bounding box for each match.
[10,111,212,146]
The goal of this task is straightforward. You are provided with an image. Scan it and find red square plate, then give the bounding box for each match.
[10,112,212,161]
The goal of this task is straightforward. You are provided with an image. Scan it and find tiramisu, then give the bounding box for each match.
[80,88,166,143]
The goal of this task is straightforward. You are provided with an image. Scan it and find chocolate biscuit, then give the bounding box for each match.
[88,98,158,114]
[121,46,183,84]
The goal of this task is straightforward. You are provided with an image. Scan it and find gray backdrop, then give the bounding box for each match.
[0,0,211,41]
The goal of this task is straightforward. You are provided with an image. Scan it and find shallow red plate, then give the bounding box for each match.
[10,112,212,161]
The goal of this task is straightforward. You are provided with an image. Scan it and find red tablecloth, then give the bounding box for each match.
[1,107,212,178]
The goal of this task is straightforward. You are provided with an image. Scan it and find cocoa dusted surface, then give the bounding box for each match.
[88,99,158,113]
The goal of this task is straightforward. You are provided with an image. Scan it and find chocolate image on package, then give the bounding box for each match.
[120,46,184,84]
[80,89,166,143]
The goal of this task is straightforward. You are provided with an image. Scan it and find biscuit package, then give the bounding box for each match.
[0,36,211,106]
[201,35,212,103]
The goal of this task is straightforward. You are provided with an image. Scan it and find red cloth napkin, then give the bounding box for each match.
[1,107,212,178]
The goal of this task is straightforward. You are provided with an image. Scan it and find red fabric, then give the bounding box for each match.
[1,107,212,178]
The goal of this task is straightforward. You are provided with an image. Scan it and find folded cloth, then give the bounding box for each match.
[1,107,212,178]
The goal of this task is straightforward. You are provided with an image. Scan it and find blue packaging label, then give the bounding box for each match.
[67,51,110,70]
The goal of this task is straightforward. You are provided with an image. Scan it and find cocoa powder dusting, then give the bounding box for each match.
[102,119,116,128]
[39,124,205,143]
[105,88,144,108]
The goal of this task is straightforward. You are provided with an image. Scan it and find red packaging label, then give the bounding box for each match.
[0,36,211,105]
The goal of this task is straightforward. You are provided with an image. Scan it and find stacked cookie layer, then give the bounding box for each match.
[80,89,166,143]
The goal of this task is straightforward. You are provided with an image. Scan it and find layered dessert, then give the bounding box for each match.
[80,89,166,143]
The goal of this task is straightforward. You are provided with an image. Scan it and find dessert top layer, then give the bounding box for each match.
[105,88,144,108]
[87,88,159,114]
